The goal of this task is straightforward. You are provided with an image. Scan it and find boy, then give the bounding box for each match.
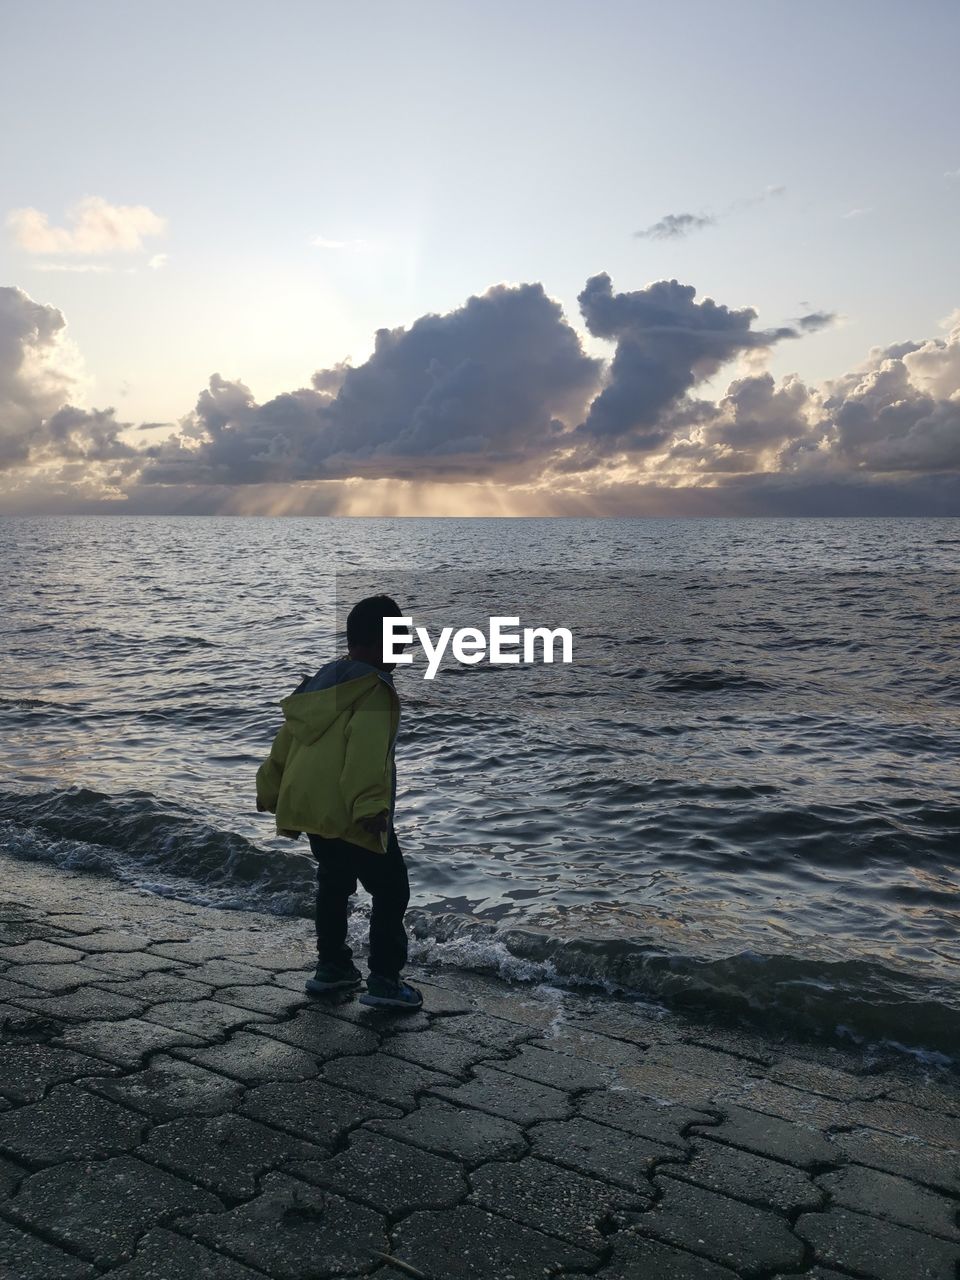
[256,594,422,1010]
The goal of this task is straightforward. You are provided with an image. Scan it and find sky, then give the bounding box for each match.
[1,0,959,515]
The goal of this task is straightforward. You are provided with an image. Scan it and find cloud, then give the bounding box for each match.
[148,254,168,271]
[634,213,715,241]
[794,311,838,333]
[139,282,602,486]
[635,186,785,242]
[1,278,959,515]
[0,286,133,475]
[7,196,166,255]
[575,273,797,450]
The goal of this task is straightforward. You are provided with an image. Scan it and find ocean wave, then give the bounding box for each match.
[0,784,956,1061]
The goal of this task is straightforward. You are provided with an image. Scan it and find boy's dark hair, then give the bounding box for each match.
[346,595,403,647]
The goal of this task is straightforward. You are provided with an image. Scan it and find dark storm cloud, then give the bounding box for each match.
[140,283,602,485]
[634,213,716,240]
[576,273,797,449]
[3,278,960,516]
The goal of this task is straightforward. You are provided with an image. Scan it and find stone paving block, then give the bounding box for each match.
[0,938,84,964]
[392,1202,598,1279]
[678,1025,779,1067]
[84,1056,244,1118]
[181,1171,388,1279]
[93,972,214,1003]
[57,1017,203,1068]
[850,1097,960,1150]
[0,1083,144,1166]
[0,921,69,946]
[529,1116,679,1189]
[7,1156,223,1267]
[692,1103,838,1169]
[0,1218,97,1279]
[0,1043,121,1102]
[669,1138,825,1213]
[795,1207,960,1280]
[725,1077,852,1127]
[465,989,566,1029]
[288,1128,467,1215]
[379,1027,502,1077]
[627,1173,806,1274]
[566,1004,678,1047]
[0,1153,27,1192]
[103,1227,265,1278]
[818,1164,959,1239]
[148,938,262,964]
[768,1056,889,1099]
[366,1097,526,1164]
[323,1051,450,1109]
[140,998,271,1038]
[140,1112,327,1199]
[0,974,42,1001]
[886,1076,960,1117]
[483,1041,614,1091]
[399,978,474,1016]
[81,951,177,978]
[831,1126,960,1194]
[433,1010,538,1050]
[255,1007,379,1058]
[42,913,131,934]
[425,1062,573,1124]
[171,1030,319,1082]
[213,982,309,1016]
[3,962,108,992]
[223,947,309,973]
[530,1024,649,1068]
[174,960,275,988]
[62,930,156,954]
[242,1078,402,1148]
[769,1270,851,1280]
[569,1233,739,1279]
[579,1088,713,1146]
[12,985,148,1021]
[468,1154,649,1247]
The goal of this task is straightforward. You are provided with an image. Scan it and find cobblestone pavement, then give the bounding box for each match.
[0,857,957,1279]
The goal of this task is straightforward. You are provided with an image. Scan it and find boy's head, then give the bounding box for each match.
[346,594,408,671]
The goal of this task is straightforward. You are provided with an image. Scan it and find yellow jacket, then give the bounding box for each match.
[256,660,400,854]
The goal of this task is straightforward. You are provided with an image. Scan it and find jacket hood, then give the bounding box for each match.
[280,658,395,746]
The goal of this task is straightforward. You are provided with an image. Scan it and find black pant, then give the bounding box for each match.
[308,828,410,980]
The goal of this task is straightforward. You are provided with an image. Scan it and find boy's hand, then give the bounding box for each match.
[256,797,269,813]
[358,811,389,835]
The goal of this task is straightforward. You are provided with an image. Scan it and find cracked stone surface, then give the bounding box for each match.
[180,1172,389,1279]
[102,1227,265,1278]
[0,1042,121,1102]
[0,1217,97,1279]
[139,1113,328,1199]
[5,1156,223,1266]
[1,856,959,1280]
[795,1207,960,1280]
[529,1115,680,1188]
[288,1128,467,1215]
[0,1083,145,1166]
[392,1202,598,1278]
[84,1056,245,1118]
[629,1173,807,1273]
[467,1154,650,1247]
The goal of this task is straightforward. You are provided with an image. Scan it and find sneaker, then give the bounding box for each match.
[358,974,424,1010]
[305,960,363,994]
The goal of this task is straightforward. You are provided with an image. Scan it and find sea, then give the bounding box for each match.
[1,516,957,1061]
